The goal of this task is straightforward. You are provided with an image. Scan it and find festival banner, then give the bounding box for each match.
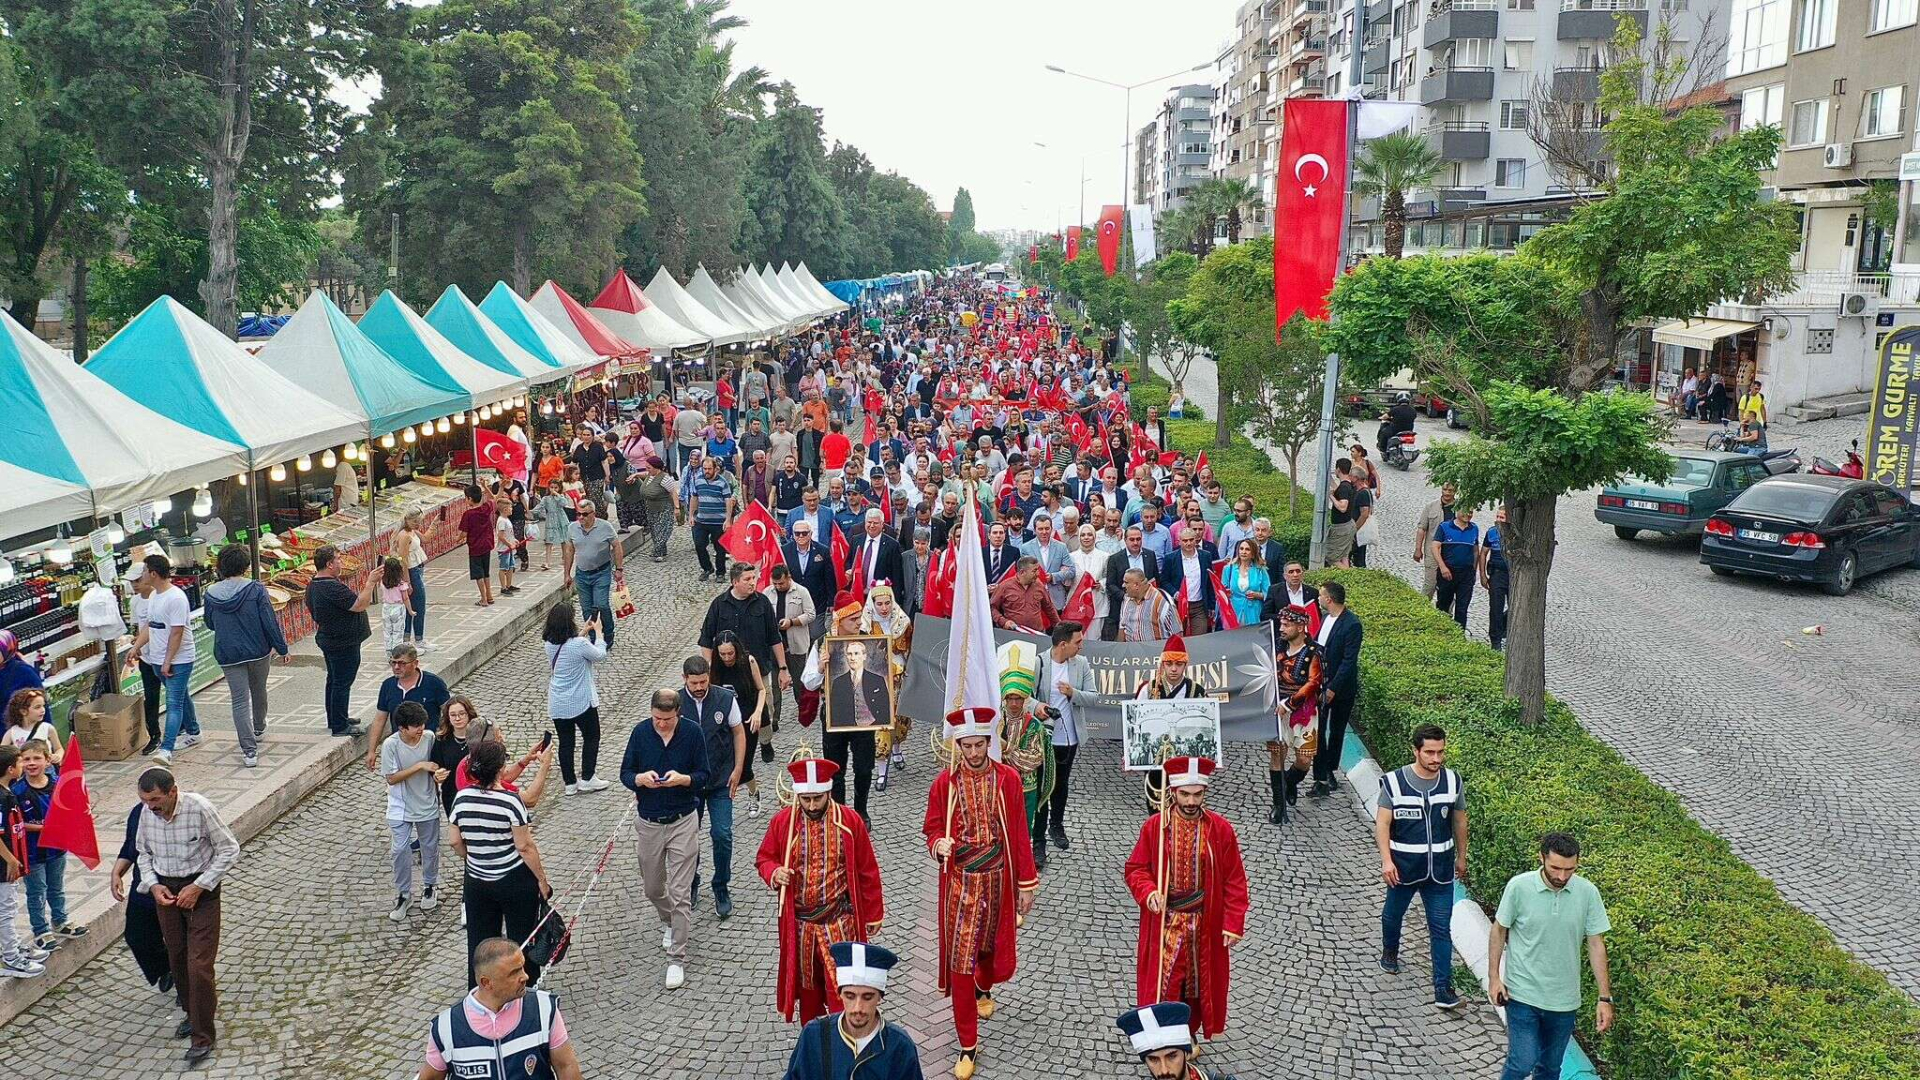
[1273,98,1351,331]
[1865,325,1920,497]
[1066,226,1082,262]
[902,617,1278,742]
[1129,205,1157,268]
[1096,204,1125,277]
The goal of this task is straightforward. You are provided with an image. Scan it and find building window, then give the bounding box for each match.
[1739,84,1784,132]
[1795,0,1834,50]
[1495,159,1527,188]
[1727,0,1787,76]
[1870,0,1918,33]
[1500,100,1529,130]
[1504,39,1533,70]
[1787,99,1828,146]
[1506,0,1534,8]
[1862,86,1907,138]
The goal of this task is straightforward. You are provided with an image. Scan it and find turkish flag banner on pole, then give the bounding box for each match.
[473,427,529,480]
[1062,571,1098,625]
[38,739,99,869]
[1065,226,1082,261]
[1274,98,1353,331]
[720,500,782,568]
[1096,205,1125,277]
[1209,564,1241,631]
[829,521,852,592]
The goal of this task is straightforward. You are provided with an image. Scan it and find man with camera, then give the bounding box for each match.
[1032,621,1097,857]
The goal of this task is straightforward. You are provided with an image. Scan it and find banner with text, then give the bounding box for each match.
[900,616,1279,742]
[1866,324,1919,497]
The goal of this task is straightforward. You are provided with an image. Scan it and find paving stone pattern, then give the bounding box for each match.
[0,538,1510,1078]
[1161,351,1920,999]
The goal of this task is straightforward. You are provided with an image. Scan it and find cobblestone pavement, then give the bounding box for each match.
[1161,352,1920,997]
[0,536,1512,1078]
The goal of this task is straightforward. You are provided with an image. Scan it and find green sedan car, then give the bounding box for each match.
[1595,451,1774,540]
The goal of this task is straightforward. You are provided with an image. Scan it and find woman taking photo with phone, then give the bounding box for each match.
[449,739,551,988]
[542,603,608,796]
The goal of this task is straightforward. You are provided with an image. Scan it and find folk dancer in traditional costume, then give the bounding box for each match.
[922,707,1038,1079]
[1115,1001,1238,1080]
[1122,757,1249,1047]
[995,646,1055,872]
[862,584,913,791]
[757,759,886,1025]
[1132,634,1210,811]
[782,942,925,1080]
[1267,606,1322,824]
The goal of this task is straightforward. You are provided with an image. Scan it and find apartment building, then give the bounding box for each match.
[1683,0,1920,412]
[1260,0,1337,230]
[1135,122,1162,214]
[1210,0,1280,235]
[1144,83,1217,215]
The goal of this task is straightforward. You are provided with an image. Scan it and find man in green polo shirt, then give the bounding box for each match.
[1488,832,1613,1080]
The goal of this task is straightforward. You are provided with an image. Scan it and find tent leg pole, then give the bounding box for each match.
[365,433,378,573]
[247,469,263,583]
[470,418,480,487]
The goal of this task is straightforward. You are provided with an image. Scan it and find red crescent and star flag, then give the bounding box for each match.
[39,739,99,869]
[474,427,529,479]
[1096,205,1125,277]
[1273,98,1351,331]
[1065,226,1082,262]
[720,500,785,579]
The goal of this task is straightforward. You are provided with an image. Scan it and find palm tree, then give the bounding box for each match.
[1193,177,1264,244]
[1158,204,1210,260]
[1350,132,1444,259]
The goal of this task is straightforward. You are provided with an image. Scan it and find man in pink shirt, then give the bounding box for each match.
[418,937,582,1080]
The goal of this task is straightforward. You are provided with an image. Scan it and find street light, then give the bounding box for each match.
[1032,141,1092,233]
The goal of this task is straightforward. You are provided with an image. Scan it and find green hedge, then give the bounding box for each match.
[1317,568,1920,1080]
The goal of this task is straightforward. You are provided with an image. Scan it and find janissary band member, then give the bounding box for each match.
[1267,606,1322,824]
[756,758,886,1025]
[783,942,925,1080]
[996,655,1055,872]
[1132,635,1210,810]
[922,706,1038,1080]
[1122,757,1249,1047]
[1116,1001,1238,1080]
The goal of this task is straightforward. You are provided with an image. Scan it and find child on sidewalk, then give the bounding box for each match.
[494,496,520,597]
[13,741,83,953]
[0,746,47,978]
[532,483,569,571]
[378,557,411,654]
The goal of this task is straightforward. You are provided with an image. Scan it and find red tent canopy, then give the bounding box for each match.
[532,280,647,360]
[590,270,653,314]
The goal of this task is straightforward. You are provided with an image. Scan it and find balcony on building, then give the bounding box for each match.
[1423,0,1499,48]
[1437,185,1489,209]
[1425,121,1491,160]
[1291,0,1330,28]
[1558,0,1647,41]
[1290,64,1328,97]
[1420,65,1495,104]
[1551,66,1602,100]
[1288,30,1328,61]
[1364,0,1391,26]
[1364,36,1390,75]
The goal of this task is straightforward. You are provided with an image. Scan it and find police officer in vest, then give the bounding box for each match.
[682,654,746,920]
[419,937,583,1080]
[1373,723,1469,1011]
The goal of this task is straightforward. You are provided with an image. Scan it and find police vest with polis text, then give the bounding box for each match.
[432,990,559,1080]
[1381,765,1461,885]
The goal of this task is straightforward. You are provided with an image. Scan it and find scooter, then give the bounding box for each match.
[1381,425,1420,470]
[1808,439,1864,479]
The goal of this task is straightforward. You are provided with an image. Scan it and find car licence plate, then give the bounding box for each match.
[1738,528,1781,543]
[1626,499,1659,511]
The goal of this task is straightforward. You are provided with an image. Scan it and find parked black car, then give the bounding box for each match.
[1700,476,1920,595]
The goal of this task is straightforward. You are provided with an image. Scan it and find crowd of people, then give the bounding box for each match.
[59,273,1614,1080]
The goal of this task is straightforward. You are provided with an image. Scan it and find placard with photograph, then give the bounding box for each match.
[1120,698,1223,772]
[820,633,896,734]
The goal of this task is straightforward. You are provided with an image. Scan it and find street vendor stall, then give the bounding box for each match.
[689,264,783,340]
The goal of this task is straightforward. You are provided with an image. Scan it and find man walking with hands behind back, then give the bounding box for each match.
[134,767,241,1065]
[1489,834,1614,1080]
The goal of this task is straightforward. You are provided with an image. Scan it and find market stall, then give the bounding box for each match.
[646,266,758,347]
[688,264,782,340]
[528,280,650,402]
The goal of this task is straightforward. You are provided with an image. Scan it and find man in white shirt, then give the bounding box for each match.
[333,458,360,511]
[133,554,201,763]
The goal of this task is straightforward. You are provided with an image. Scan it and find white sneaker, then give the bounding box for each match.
[459,904,467,927]
[389,896,408,922]
[0,957,44,979]
[420,886,438,912]
[664,964,686,989]
[242,753,258,768]
[748,792,762,817]
[661,927,675,951]
[564,784,578,797]
[177,732,202,750]
[580,778,609,793]
[151,749,172,764]
[417,641,434,652]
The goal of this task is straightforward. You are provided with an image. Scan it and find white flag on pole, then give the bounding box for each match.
[1129,205,1158,268]
[1355,100,1421,140]
[943,493,1003,760]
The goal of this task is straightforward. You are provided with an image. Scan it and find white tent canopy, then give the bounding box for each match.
[690,265,781,338]
[745,264,815,323]
[426,285,560,382]
[772,263,833,317]
[255,290,467,438]
[728,266,807,333]
[85,296,362,472]
[790,262,848,313]
[0,462,92,541]
[645,267,755,346]
[478,282,602,375]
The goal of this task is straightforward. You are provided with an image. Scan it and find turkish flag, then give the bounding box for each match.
[1028,245,1039,264]
[1096,205,1124,277]
[1209,564,1241,631]
[1065,226,1082,261]
[474,427,528,479]
[922,546,957,619]
[1195,451,1210,476]
[1275,98,1351,330]
[721,500,782,570]
[38,740,99,869]
[829,521,852,591]
[1062,571,1097,625]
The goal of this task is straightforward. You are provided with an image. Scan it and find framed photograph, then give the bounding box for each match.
[1120,698,1223,772]
[820,633,896,734]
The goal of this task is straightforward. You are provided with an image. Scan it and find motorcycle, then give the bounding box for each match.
[1381,424,1420,471]
[1808,439,1864,479]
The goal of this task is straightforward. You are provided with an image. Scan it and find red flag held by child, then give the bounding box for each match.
[38,739,99,869]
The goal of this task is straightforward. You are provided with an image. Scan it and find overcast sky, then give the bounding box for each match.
[722,0,1243,233]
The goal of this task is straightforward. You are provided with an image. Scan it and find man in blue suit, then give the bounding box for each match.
[1157,526,1217,637]
[783,519,837,638]
[785,486,836,542]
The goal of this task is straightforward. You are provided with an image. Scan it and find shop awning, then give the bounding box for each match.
[1651,318,1759,352]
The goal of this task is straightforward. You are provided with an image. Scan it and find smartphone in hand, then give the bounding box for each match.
[536,731,554,753]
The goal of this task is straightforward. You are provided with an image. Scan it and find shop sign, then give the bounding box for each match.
[1865,325,1920,497]
[1900,152,1920,183]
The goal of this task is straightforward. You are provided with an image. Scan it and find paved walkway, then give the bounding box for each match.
[0,535,1512,1078]
[1161,351,1920,998]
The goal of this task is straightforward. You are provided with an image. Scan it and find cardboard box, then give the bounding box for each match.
[72,693,144,761]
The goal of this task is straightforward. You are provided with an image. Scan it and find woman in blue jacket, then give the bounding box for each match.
[202,546,289,768]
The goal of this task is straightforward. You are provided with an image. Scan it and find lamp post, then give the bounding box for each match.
[1033,141,1090,234]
